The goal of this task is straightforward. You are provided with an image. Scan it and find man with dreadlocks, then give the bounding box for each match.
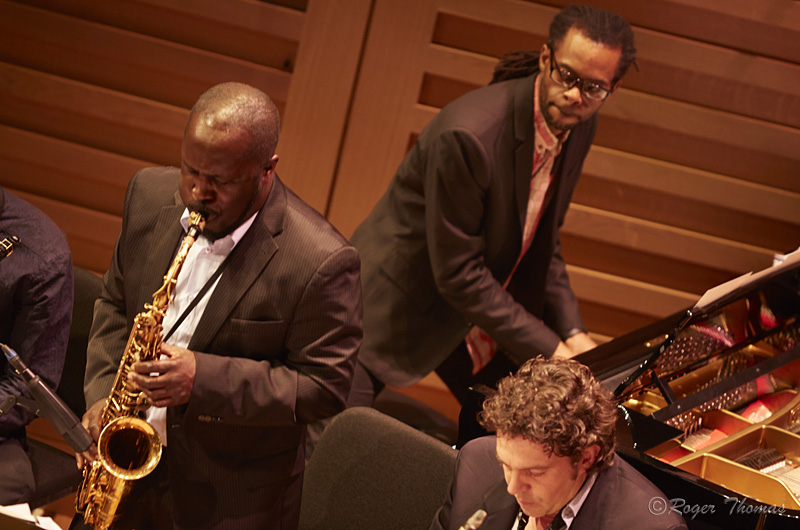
[346,5,637,411]
[430,358,688,530]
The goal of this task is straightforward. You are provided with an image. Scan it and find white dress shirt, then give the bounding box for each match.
[145,208,257,445]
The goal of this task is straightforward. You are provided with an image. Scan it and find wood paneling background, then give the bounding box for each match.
[1,0,798,343]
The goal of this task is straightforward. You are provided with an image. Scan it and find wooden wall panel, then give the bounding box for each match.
[276,0,373,211]
[0,0,797,346]
[328,0,800,340]
[0,0,369,273]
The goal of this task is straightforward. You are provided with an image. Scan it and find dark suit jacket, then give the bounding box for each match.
[351,72,596,387]
[0,188,73,441]
[431,436,688,530]
[0,188,72,504]
[84,167,362,529]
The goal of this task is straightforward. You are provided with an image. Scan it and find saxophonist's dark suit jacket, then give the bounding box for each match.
[431,436,688,530]
[351,70,596,387]
[84,167,362,529]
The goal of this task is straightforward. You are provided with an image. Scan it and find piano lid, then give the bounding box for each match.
[610,249,800,408]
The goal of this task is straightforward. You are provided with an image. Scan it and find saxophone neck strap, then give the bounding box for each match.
[162,254,231,343]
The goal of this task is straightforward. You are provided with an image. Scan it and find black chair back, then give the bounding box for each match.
[299,407,457,530]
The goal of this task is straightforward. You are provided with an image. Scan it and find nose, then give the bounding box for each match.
[563,84,583,105]
[191,175,215,202]
[506,470,527,495]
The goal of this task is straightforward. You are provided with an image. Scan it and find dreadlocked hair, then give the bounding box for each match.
[490,51,540,84]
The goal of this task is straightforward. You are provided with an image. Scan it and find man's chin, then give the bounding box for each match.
[517,499,542,517]
[203,226,227,241]
[545,106,581,132]
[548,116,578,132]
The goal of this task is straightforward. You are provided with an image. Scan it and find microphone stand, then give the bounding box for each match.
[2,343,93,453]
[0,395,39,417]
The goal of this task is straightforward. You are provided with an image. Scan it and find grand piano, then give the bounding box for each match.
[581,252,800,529]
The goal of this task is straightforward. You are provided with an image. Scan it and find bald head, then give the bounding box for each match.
[186,82,281,167]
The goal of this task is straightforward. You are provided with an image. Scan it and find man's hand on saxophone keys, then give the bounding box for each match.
[75,399,103,469]
[128,342,197,408]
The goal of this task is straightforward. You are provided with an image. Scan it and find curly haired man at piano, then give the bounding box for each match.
[431,358,688,530]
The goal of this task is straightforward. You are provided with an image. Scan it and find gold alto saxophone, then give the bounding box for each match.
[76,211,206,530]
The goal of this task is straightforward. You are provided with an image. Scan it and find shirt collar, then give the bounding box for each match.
[179,208,257,256]
[561,471,598,528]
[533,74,570,157]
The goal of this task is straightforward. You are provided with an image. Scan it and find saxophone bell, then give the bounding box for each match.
[97,416,162,481]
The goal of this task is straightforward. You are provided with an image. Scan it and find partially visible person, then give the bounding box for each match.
[72,82,362,529]
[0,187,73,504]
[347,4,638,411]
[431,358,688,530]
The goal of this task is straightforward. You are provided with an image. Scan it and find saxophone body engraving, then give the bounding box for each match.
[76,211,206,530]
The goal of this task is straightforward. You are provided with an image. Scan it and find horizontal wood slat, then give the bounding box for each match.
[572,175,800,254]
[0,0,337,278]
[596,97,799,194]
[0,62,186,165]
[568,265,698,318]
[561,205,775,295]
[0,1,291,111]
[631,30,800,129]
[582,147,800,226]
[14,0,304,71]
[0,125,143,216]
[563,204,775,273]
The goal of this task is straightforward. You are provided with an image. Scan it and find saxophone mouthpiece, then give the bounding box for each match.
[187,210,207,238]
[459,509,487,530]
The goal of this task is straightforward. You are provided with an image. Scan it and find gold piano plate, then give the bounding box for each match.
[677,453,800,510]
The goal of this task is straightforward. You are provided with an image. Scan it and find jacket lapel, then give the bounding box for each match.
[141,194,185,309]
[186,177,286,352]
[570,458,618,530]
[513,74,537,232]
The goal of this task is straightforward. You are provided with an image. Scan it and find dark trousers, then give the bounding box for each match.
[434,342,518,447]
[433,341,518,405]
[0,438,35,505]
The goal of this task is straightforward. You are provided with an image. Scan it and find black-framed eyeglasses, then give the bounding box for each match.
[549,51,612,102]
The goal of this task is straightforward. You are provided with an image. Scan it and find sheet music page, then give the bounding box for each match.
[693,246,800,312]
[0,504,61,530]
[694,271,752,312]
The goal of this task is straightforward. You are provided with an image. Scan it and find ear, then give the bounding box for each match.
[267,153,279,173]
[578,444,601,473]
[539,43,550,72]
[259,154,279,188]
[610,78,623,95]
